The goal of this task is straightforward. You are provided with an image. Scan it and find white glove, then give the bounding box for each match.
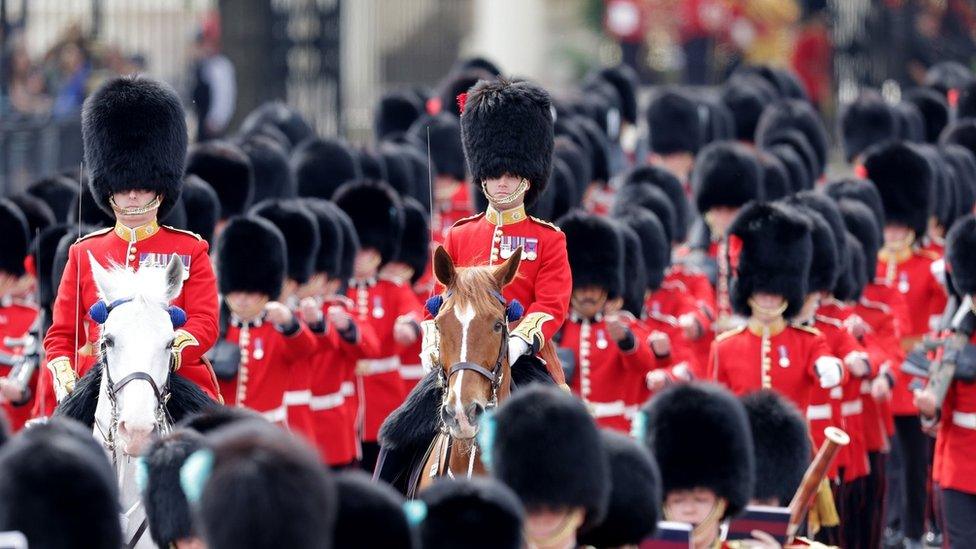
[420,320,439,374]
[815,356,843,389]
[508,335,531,367]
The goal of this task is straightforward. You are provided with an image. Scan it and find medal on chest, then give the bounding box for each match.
[778,345,790,368]
[139,252,192,280]
[898,272,910,294]
[595,329,609,350]
[372,296,385,319]
[500,235,539,261]
[253,338,265,361]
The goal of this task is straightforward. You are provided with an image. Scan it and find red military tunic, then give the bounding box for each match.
[877,248,947,415]
[853,295,903,450]
[664,267,716,369]
[933,329,976,495]
[644,281,701,374]
[559,313,655,432]
[433,182,473,243]
[811,313,870,482]
[0,301,39,431]
[709,321,832,412]
[217,316,317,427]
[308,298,380,465]
[440,204,571,384]
[346,277,422,443]
[39,222,221,417]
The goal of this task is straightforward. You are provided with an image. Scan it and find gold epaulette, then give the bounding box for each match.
[161,225,203,240]
[528,216,561,231]
[916,248,941,261]
[715,325,746,342]
[451,213,484,228]
[75,227,113,243]
[791,323,822,336]
[814,315,843,328]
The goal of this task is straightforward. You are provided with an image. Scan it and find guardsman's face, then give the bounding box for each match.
[571,287,608,319]
[353,249,381,278]
[484,175,527,209]
[112,189,158,226]
[225,292,269,321]
[883,225,913,247]
[750,292,786,322]
[664,488,718,525]
[704,206,739,238]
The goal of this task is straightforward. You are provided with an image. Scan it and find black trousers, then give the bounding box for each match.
[360,441,381,475]
[866,451,888,549]
[838,473,870,549]
[894,415,929,540]
[942,488,976,549]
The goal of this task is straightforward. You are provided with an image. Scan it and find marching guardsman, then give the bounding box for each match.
[406,112,472,241]
[141,430,206,548]
[0,201,40,431]
[184,139,255,237]
[709,201,844,413]
[487,385,610,549]
[39,76,221,417]
[917,214,976,547]
[415,478,526,549]
[742,389,812,507]
[555,211,654,432]
[249,199,321,443]
[214,216,317,426]
[432,78,571,385]
[862,142,947,549]
[645,88,704,184]
[680,141,765,333]
[334,179,423,473]
[636,382,758,549]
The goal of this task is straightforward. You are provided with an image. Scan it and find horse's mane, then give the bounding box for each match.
[95,262,172,305]
[54,363,219,427]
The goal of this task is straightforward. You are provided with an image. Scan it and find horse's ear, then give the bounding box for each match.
[88,251,112,301]
[163,255,185,302]
[433,246,456,288]
[493,246,521,288]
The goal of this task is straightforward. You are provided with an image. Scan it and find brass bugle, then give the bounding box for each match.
[786,426,850,540]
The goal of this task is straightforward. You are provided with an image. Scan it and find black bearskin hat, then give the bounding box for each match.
[834,233,867,302]
[397,197,431,284]
[862,141,934,235]
[736,65,808,101]
[787,204,839,294]
[397,144,433,210]
[408,113,467,181]
[741,390,811,506]
[82,76,187,219]
[378,143,417,198]
[216,216,286,299]
[841,91,897,162]
[160,195,187,230]
[461,79,554,207]
[893,101,927,143]
[758,152,792,200]
[333,180,404,266]
[959,81,976,120]
[692,141,765,214]
[728,201,813,318]
[177,406,268,435]
[925,61,975,97]
[328,203,361,282]
[823,178,886,232]
[490,385,610,530]
[250,199,320,284]
[640,382,754,519]
[27,175,77,223]
[622,164,690,242]
[947,214,976,295]
[593,64,640,124]
[239,135,296,203]
[617,207,669,292]
[34,224,72,307]
[612,184,677,244]
[438,68,494,118]
[786,191,849,293]
[0,200,29,277]
[755,99,829,178]
[143,430,205,547]
[904,87,949,144]
[292,137,362,200]
[302,199,344,279]
[239,101,314,150]
[0,418,122,548]
[186,140,255,220]
[419,477,525,549]
[920,144,958,229]
[356,147,388,181]
[941,119,976,160]
[375,90,424,140]
[702,96,737,143]
[762,130,818,190]
[721,73,778,142]
[7,193,53,243]
[198,422,337,549]
[941,145,976,218]
[647,88,704,155]
[838,199,882,280]
[768,144,811,197]
[578,430,662,548]
[553,136,589,206]
[615,221,649,317]
[558,211,625,298]
[68,176,115,227]
[527,159,560,220]
[333,471,413,549]
[181,175,220,245]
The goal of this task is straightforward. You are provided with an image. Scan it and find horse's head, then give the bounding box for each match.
[431,245,521,439]
[88,252,185,455]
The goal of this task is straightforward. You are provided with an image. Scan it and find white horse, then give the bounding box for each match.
[57,253,216,548]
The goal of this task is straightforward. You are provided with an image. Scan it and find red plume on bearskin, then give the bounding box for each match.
[456,92,468,114]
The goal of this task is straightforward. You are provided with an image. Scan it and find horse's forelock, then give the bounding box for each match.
[444,267,503,316]
[97,263,171,305]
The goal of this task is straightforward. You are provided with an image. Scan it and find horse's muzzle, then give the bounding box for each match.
[441,401,485,438]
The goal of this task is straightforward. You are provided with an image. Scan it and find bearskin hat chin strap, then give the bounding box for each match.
[110,194,162,216]
[481,178,529,206]
[664,498,728,547]
[748,298,789,318]
[882,229,916,253]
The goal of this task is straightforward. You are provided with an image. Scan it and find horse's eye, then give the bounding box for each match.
[493,321,504,333]
[104,336,115,348]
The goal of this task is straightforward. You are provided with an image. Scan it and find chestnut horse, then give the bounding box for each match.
[414,245,522,492]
